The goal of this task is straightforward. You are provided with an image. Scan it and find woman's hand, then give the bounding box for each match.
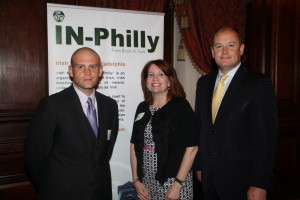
[195,170,202,182]
[130,143,150,199]
[166,181,181,200]
[134,181,150,200]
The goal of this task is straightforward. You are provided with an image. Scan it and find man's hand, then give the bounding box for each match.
[247,186,266,200]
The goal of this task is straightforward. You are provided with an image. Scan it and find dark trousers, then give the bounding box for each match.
[204,156,248,200]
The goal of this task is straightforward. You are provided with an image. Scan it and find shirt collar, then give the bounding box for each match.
[73,84,96,105]
[218,62,241,78]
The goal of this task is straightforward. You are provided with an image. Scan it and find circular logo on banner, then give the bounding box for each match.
[53,10,65,22]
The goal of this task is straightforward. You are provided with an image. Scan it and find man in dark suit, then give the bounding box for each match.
[194,27,277,200]
[24,47,119,200]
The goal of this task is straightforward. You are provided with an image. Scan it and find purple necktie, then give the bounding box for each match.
[87,97,98,137]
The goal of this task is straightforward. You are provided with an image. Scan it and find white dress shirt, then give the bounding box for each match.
[73,85,99,126]
[213,62,241,114]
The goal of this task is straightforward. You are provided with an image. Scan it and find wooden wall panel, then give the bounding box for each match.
[0,121,29,184]
[0,182,36,200]
[273,0,300,159]
[297,0,300,107]
[274,0,296,101]
[246,0,300,174]
[245,1,300,198]
[0,0,48,198]
[0,0,48,109]
[0,1,47,198]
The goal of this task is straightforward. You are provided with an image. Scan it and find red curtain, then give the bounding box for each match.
[175,0,247,74]
[99,0,167,12]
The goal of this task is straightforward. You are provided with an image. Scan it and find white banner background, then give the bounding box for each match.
[47,4,164,199]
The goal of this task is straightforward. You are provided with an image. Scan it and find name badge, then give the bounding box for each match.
[135,112,145,122]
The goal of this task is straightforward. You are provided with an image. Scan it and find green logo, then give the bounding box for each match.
[53,11,65,22]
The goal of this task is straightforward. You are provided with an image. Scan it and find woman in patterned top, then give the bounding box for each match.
[130,59,198,200]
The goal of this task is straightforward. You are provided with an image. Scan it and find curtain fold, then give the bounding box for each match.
[100,0,167,12]
[175,0,247,74]
[175,2,212,74]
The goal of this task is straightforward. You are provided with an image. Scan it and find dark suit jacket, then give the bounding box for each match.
[24,85,119,200]
[194,64,277,197]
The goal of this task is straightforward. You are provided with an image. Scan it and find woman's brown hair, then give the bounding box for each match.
[141,59,186,104]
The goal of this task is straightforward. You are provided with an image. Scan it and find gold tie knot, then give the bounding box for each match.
[220,74,228,82]
[212,74,228,123]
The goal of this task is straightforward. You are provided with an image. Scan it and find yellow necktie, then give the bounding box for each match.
[212,75,228,123]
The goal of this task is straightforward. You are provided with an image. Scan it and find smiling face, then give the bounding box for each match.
[146,64,170,98]
[68,48,103,96]
[212,28,245,74]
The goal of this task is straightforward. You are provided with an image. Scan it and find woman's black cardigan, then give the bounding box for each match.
[130,97,198,185]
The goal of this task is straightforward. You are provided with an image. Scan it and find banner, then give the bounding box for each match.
[47,4,164,199]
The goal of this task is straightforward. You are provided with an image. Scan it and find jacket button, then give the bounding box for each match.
[212,131,216,135]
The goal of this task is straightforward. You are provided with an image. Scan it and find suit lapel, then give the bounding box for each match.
[215,65,247,123]
[95,92,110,160]
[207,71,218,124]
[67,86,93,151]
[95,93,104,141]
